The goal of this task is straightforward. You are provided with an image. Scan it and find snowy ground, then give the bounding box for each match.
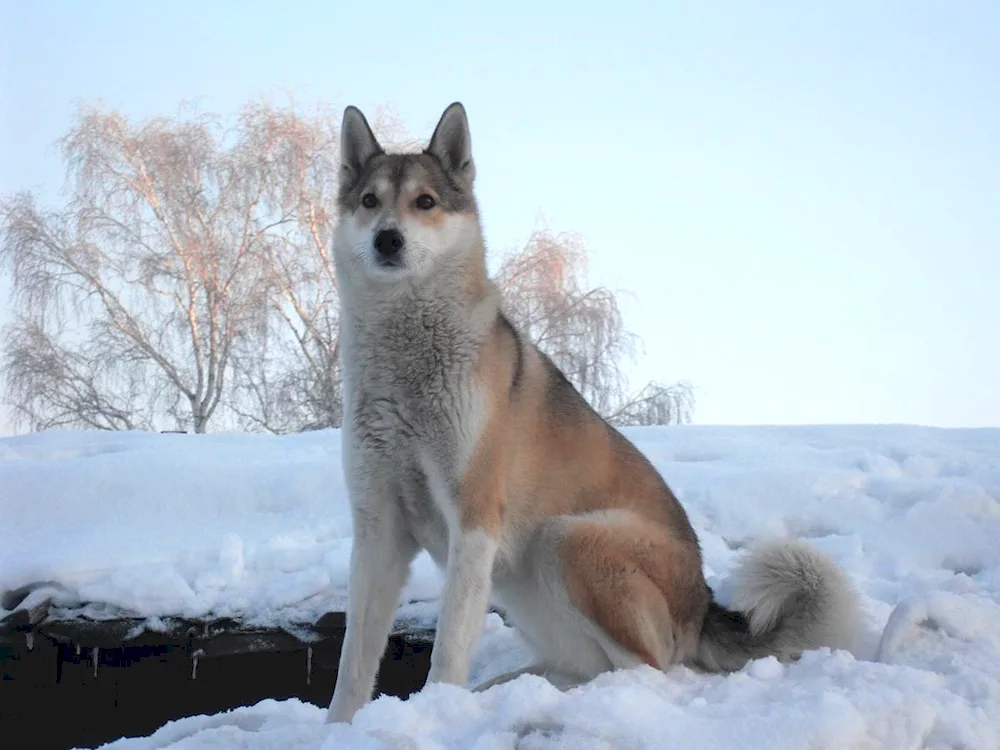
[2,425,999,749]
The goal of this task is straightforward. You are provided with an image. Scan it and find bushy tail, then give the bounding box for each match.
[691,539,861,672]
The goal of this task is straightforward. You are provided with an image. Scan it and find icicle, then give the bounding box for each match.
[25,632,34,651]
[75,643,81,657]
[190,648,205,680]
[306,646,313,685]
[93,646,99,678]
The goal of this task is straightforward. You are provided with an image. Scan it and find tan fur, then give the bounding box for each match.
[455,325,709,669]
[467,329,687,531]
[559,513,700,669]
[458,319,520,536]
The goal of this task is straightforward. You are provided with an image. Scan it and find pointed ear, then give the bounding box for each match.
[340,106,383,188]
[426,102,475,184]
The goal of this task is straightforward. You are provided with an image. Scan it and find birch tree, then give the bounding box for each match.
[1,99,692,433]
[0,104,277,432]
[496,227,693,425]
[225,102,414,433]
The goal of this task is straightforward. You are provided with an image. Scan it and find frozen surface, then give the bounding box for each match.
[2,425,999,748]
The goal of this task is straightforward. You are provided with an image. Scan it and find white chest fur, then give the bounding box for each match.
[339,289,492,562]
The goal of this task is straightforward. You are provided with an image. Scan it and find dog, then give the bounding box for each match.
[325,102,861,724]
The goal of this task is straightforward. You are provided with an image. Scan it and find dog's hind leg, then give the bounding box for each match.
[558,512,707,671]
[498,511,708,685]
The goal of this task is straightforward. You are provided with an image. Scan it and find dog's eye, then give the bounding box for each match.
[414,194,436,211]
[361,193,378,209]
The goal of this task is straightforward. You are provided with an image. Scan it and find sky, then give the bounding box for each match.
[2,0,999,432]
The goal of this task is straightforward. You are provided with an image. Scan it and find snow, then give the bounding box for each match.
[2,424,999,748]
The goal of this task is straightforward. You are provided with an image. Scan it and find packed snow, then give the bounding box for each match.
[2,425,999,749]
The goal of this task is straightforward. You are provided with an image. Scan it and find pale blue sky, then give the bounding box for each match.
[2,0,999,431]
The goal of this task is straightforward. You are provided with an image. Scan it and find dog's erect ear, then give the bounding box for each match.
[426,102,475,185]
[340,106,383,189]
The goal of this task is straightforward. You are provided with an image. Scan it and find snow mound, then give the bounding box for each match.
[2,425,999,748]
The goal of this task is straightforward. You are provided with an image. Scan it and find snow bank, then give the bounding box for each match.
[0,429,440,627]
[2,425,999,748]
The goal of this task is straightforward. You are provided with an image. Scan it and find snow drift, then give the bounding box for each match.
[2,425,998,748]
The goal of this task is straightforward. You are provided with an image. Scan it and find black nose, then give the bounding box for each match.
[373,228,404,257]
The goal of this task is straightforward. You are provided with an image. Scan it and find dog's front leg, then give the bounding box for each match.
[424,422,508,687]
[426,525,499,686]
[326,486,417,724]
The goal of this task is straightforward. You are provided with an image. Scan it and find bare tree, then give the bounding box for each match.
[224,101,415,433]
[605,380,695,426]
[495,227,692,425]
[496,228,634,415]
[0,103,277,433]
[1,98,692,434]
[2,320,156,431]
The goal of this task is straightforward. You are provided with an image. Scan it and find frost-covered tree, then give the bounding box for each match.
[1,99,692,433]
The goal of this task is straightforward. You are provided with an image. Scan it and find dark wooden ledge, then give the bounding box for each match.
[1,599,435,750]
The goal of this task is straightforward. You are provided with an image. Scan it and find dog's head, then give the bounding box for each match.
[334,102,481,283]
